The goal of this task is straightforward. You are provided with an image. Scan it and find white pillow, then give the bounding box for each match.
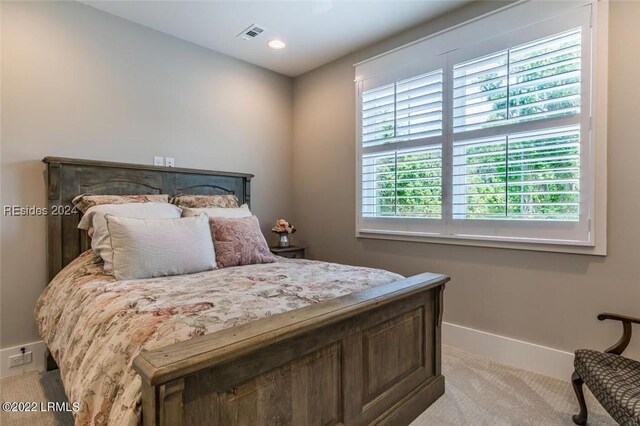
[78,202,182,273]
[106,214,216,280]
[181,204,252,218]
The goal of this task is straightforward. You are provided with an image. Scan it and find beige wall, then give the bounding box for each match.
[0,1,293,348]
[2,0,638,362]
[292,1,640,359]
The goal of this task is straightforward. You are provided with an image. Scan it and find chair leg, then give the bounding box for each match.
[572,370,588,425]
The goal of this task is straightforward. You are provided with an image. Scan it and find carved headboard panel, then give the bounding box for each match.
[43,157,253,281]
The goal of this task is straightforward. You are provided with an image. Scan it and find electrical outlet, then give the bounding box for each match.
[9,351,32,368]
[165,157,175,167]
[153,156,164,166]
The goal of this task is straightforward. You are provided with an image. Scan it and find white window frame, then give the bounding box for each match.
[355,0,608,255]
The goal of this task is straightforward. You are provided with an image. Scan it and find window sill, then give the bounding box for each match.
[356,230,606,256]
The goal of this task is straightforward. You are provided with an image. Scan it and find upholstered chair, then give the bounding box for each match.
[572,313,640,426]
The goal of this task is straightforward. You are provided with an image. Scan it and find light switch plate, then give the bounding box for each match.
[153,156,164,166]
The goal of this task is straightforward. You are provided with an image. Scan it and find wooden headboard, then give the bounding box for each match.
[43,157,253,281]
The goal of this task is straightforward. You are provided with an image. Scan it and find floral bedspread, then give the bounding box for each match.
[35,251,403,425]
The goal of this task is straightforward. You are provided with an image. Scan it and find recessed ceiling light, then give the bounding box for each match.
[268,40,286,50]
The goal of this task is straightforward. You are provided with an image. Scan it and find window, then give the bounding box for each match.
[362,146,443,219]
[452,126,581,221]
[362,70,443,219]
[356,2,607,254]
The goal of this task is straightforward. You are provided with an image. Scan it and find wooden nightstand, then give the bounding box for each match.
[270,246,307,259]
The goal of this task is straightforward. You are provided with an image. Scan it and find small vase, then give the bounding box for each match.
[277,233,291,248]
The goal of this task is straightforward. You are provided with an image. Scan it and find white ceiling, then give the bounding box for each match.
[81,0,469,77]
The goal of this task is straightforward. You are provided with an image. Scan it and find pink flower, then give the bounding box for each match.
[272,218,297,234]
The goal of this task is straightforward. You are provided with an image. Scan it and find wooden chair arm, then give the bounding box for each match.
[597,312,639,355]
[597,313,640,324]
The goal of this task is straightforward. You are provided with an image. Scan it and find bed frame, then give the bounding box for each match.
[43,157,449,426]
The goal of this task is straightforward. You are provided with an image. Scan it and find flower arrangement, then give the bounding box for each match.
[271,219,296,235]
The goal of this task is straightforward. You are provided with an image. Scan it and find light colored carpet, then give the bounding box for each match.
[0,368,73,426]
[0,345,616,425]
[411,346,615,426]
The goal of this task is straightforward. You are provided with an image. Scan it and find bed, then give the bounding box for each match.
[38,157,449,426]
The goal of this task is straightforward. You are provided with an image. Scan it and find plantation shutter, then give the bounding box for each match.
[356,3,594,247]
[451,27,584,224]
[362,146,442,218]
[452,127,580,220]
[359,68,446,234]
[361,70,443,147]
[453,28,582,134]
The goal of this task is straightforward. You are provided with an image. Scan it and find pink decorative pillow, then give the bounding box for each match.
[209,216,276,268]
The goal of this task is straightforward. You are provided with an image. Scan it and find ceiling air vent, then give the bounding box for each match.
[237,24,267,41]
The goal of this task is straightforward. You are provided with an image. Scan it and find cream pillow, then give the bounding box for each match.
[106,214,216,280]
[78,202,182,273]
[181,204,252,218]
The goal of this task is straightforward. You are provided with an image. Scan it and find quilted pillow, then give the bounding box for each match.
[170,194,238,208]
[209,216,276,268]
[77,202,182,273]
[72,194,169,213]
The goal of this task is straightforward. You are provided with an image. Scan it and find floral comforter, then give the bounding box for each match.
[35,251,403,425]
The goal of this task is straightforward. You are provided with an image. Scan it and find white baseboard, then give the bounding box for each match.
[0,326,573,381]
[0,340,46,378]
[442,322,574,382]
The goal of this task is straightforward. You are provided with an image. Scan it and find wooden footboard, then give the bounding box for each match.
[133,272,448,426]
